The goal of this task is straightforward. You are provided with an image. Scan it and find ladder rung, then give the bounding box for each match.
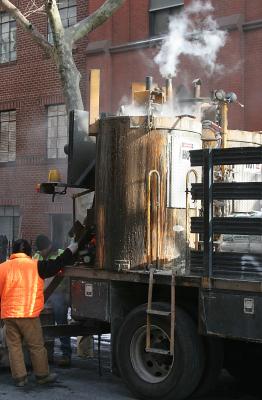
[145,347,171,355]
[147,309,171,317]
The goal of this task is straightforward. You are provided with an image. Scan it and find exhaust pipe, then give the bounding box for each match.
[192,78,202,98]
[145,76,153,91]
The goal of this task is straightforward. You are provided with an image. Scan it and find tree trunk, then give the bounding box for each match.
[46,0,83,111]
[55,41,84,111]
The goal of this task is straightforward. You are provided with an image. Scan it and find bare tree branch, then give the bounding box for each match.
[1,0,54,56]
[45,0,64,44]
[67,0,126,44]
[23,0,45,18]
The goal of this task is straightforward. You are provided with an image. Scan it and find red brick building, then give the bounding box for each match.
[0,0,261,249]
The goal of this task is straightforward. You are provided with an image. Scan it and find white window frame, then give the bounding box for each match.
[0,110,16,162]
[0,12,16,63]
[47,104,68,159]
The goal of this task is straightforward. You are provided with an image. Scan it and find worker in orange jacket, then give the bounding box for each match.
[0,238,78,387]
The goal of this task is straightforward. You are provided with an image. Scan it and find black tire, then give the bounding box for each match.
[192,337,224,398]
[224,340,242,380]
[116,302,204,400]
[224,340,262,394]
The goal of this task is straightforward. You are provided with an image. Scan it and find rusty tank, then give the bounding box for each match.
[95,115,202,271]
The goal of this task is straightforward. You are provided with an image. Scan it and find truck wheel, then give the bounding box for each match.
[116,302,204,400]
[193,337,224,398]
[224,341,262,393]
[224,340,242,380]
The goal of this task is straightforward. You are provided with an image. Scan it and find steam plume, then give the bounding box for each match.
[154,0,227,78]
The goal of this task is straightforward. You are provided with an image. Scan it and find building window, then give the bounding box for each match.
[51,214,72,249]
[0,12,16,63]
[48,0,77,42]
[0,206,20,261]
[0,110,16,162]
[149,0,184,37]
[0,206,20,259]
[47,104,68,159]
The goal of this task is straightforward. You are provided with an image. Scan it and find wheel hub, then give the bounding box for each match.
[130,325,174,383]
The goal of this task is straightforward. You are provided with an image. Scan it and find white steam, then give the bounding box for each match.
[154,0,227,78]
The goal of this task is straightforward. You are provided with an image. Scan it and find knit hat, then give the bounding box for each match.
[35,235,51,251]
[13,239,32,256]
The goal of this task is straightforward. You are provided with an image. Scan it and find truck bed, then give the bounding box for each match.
[63,265,262,293]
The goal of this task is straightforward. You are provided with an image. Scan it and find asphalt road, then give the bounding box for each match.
[0,339,260,400]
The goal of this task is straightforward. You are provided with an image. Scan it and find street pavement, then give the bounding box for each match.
[0,337,260,400]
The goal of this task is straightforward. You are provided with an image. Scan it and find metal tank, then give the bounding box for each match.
[95,115,202,271]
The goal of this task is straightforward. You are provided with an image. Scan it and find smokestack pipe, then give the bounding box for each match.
[145,76,153,91]
[165,78,173,103]
[192,78,202,98]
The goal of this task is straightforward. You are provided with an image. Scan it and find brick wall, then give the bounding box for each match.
[0,0,89,243]
[87,0,262,131]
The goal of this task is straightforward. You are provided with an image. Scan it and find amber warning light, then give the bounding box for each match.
[48,169,61,183]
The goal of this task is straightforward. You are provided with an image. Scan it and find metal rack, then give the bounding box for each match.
[189,146,262,278]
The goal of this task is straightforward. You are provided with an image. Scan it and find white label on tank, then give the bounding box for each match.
[167,130,202,208]
[244,298,254,314]
[85,283,93,297]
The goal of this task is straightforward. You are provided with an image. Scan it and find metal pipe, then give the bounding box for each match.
[192,78,202,98]
[185,169,199,253]
[146,269,154,351]
[220,102,228,149]
[147,170,161,269]
[220,101,229,179]
[170,271,176,356]
[73,197,76,224]
[145,76,153,91]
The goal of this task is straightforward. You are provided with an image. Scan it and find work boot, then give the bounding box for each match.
[57,355,71,367]
[15,377,28,388]
[36,373,58,385]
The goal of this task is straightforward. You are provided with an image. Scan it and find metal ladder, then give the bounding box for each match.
[145,169,176,356]
[145,269,176,356]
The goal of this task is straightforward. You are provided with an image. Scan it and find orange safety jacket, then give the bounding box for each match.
[0,253,44,319]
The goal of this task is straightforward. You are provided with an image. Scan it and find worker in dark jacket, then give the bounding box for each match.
[0,238,77,387]
[33,235,72,367]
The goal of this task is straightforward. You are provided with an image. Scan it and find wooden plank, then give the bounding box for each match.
[133,89,150,106]
[131,82,146,102]
[89,69,100,134]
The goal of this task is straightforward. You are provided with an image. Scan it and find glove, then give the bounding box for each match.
[67,241,78,255]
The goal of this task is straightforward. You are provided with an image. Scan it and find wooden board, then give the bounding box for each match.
[89,69,100,135]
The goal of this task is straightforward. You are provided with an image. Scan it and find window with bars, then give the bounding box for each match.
[47,104,68,159]
[149,0,184,37]
[48,0,77,42]
[0,12,16,63]
[0,110,16,162]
